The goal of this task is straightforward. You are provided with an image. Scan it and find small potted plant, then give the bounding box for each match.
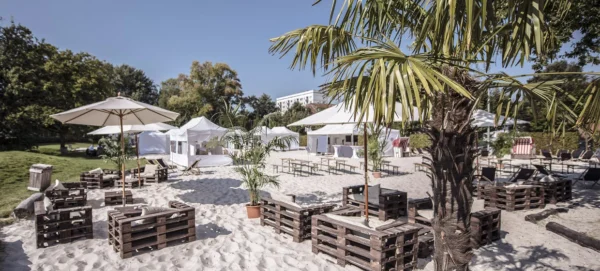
[491,133,513,169]
[367,135,384,178]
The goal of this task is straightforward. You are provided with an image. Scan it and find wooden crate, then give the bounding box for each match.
[259,198,335,242]
[35,202,93,248]
[105,191,133,205]
[407,198,434,227]
[526,179,572,204]
[44,182,87,209]
[80,172,115,189]
[28,164,53,192]
[107,201,196,259]
[342,185,408,221]
[483,185,545,211]
[470,209,501,247]
[311,214,421,271]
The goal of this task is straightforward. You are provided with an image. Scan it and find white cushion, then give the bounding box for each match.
[88,168,103,174]
[144,164,158,175]
[52,179,67,190]
[540,175,556,183]
[103,174,119,181]
[137,207,175,224]
[43,197,53,212]
[418,209,434,220]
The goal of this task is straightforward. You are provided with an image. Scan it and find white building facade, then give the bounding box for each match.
[276,90,328,112]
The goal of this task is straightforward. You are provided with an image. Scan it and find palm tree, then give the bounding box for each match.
[268,1,593,270]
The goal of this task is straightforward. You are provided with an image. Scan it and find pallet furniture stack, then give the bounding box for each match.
[80,169,118,189]
[132,165,168,183]
[259,198,335,242]
[311,207,421,271]
[34,201,93,248]
[342,185,408,220]
[116,178,144,189]
[105,190,133,205]
[470,209,502,247]
[527,179,572,204]
[107,201,196,258]
[44,182,87,209]
[483,184,545,211]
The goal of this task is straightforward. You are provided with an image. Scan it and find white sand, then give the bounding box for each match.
[1,151,599,270]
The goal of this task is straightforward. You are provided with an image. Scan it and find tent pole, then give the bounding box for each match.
[136,133,141,187]
[363,122,369,226]
[120,113,126,207]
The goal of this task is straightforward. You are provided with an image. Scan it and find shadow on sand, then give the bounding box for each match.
[0,232,32,271]
[472,242,572,271]
[170,178,271,205]
[196,222,232,240]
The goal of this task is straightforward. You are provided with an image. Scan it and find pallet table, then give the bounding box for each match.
[342,185,408,221]
[44,182,87,209]
[470,209,502,247]
[35,202,93,248]
[105,190,133,205]
[525,179,572,204]
[107,201,196,258]
[260,198,335,242]
[80,170,117,189]
[311,213,421,271]
[115,178,144,189]
[483,184,545,211]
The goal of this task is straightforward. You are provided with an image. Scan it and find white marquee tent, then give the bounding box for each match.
[307,124,399,158]
[138,131,170,155]
[168,116,231,167]
[270,126,300,150]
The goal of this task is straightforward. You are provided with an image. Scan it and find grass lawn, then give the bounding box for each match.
[0,143,142,218]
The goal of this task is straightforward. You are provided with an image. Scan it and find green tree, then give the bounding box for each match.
[246,94,278,121]
[269,1,587,270]
[157,78,181,109]
[163,61,243,125]
[111,64,158,104]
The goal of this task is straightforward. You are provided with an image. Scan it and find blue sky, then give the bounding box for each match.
[1,1,595,98]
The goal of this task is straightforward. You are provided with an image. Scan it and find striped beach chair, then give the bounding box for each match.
[511,136,535,159]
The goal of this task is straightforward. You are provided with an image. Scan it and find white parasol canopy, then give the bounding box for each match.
[288,102,418,126]
[51,95,179,205]
[471,109,529,128]
[87,123,177,135]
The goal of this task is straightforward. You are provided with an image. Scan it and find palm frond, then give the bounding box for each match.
[576,79,600,134]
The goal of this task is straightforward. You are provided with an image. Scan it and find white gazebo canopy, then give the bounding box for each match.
[270,126,300,150]
[288,102,418,126]
[168,116,231,167]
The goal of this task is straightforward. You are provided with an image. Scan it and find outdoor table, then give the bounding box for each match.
[335,159,346,170]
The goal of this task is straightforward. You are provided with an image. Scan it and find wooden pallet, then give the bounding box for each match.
[259,198,335,242]
[483,185,545,211]
[407,198,434,227]
[132,166,168,183]
[115,178,144,189]
[311,213,421,271]
[35,202,93,248]
[107,201,196,258]
[44,182,87,209]
[470,209,501,247]
[525,179,572,204]
[105,191,133,205]
[342,185,408,221]
[80,172,115,189]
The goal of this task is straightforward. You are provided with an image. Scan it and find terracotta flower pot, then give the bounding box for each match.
[246,204,261,219]
[372,172,382,178]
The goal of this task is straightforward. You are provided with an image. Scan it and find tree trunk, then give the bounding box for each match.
[425,68,480,271]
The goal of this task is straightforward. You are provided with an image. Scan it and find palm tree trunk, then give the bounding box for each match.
[426,83,478,271]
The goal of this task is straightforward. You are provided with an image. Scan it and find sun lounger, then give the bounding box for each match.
[507,168,536,183]
[473,167,496,199]
[156,158,178,172]
[181,160,201,175]
[572,167,600,188]
[532,164,567,178]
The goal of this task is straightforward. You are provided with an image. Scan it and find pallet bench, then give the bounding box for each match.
[342,185,408,221]
[260,198,335,242]
[105,190,133,205]
[107,201,196,258]
[132,166,168,183]
[311,212,421,271]
[116,178,144,189]
[35,201,93,248]
[44,182,87,209]
[80,169,119,189]
[483,184,545,211]
[525,179,572,204]
[471,209,502,247]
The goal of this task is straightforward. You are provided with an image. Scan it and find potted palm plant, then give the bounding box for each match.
[367,136,384,178]
[222,123,297,218]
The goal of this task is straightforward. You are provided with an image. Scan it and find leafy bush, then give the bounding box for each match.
[525,132,580,152]
[299,135,307,146]
[98,137,135,170]
[491,133,513,158]
[409,133,432,149]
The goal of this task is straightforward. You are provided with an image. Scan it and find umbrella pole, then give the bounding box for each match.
[363,123,369,226]
[136,133,141,187]
[120,114,126,207]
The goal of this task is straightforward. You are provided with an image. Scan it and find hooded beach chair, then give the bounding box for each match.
[512,137,534,159]
[572,167,600,188]
[508,168,536,183]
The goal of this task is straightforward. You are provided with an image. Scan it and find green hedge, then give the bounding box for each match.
[524,132,580,153]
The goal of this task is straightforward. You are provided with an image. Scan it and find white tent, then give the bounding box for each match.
[289,102,419,126]
[168,117,231,167]
[138,131,170,155]
[471,109,529,127]
[307,124,399,158]
[253,126,273,143]
[270,126,300,150]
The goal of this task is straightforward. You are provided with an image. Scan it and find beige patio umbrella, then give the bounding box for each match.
[88,122,177,187]
[50,94,179,205]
